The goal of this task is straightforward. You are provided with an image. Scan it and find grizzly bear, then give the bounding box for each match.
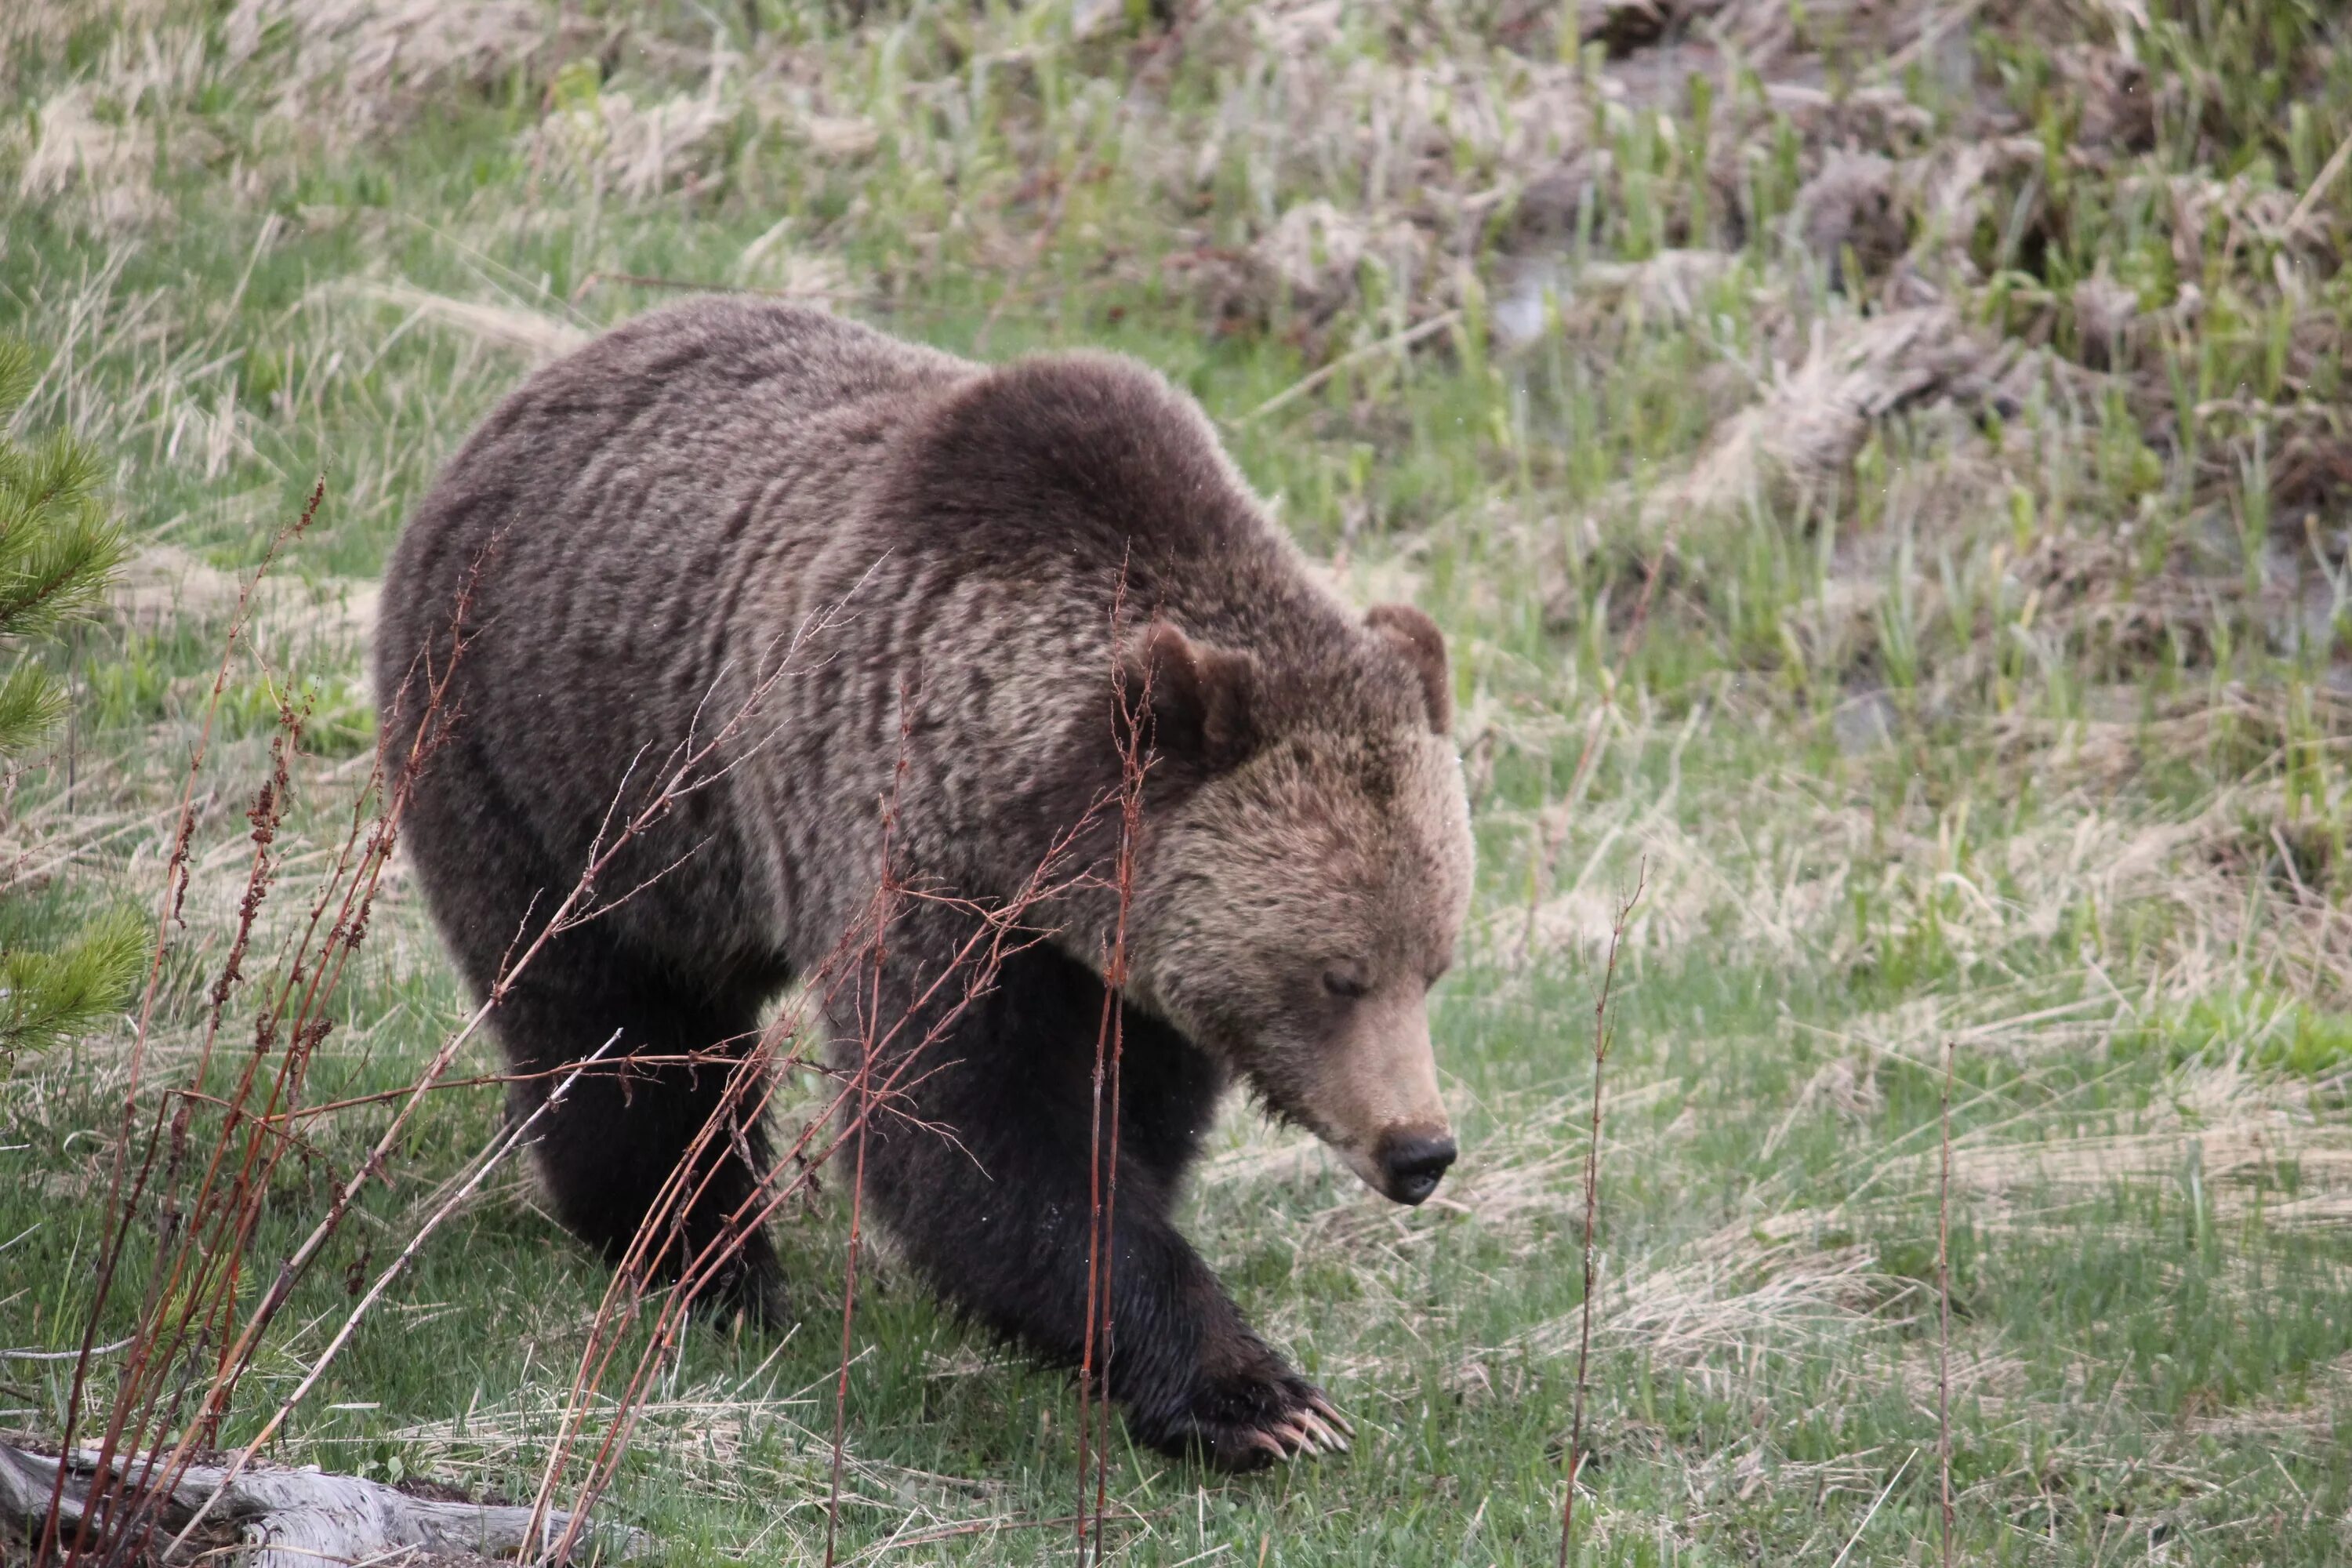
[373,299,1473,1468]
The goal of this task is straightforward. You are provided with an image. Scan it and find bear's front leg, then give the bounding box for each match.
[841,934,1349,1468]
[1080,1216,1354,1468]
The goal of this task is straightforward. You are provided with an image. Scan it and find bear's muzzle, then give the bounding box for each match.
[1376,1130,1458,1205]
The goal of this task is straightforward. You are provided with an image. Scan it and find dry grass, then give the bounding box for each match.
[1640,305,2018,527]
[348,283,590,366]
[220,0,593,133]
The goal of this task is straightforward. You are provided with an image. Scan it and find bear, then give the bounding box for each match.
[372,299,1474,1468]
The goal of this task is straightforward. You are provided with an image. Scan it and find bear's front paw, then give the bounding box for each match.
[1149,1367,1354,1472]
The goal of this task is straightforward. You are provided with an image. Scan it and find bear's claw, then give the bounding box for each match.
[1167,1369,1353,1471]
[1303,1390,1355,1439]
[1264,1408,1349,1457]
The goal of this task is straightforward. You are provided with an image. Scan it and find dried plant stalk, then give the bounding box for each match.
[1939,1036,1955,1568]
[1078,583,1149,1565]
[42,481,325,1567]
[1558,859,1643,1568]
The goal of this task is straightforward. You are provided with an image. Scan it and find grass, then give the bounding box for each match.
[3,0,2352,1561]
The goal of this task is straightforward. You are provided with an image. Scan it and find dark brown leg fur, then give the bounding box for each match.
[847,909,1334,1470]
[401,731,792,1327]
[489,936,790,1327]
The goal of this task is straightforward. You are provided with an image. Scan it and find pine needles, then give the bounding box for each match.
[0,334,136,1070]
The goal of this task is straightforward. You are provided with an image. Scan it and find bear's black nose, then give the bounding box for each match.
[1381,1134,1457,1206]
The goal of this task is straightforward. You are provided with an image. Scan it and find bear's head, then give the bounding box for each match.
[1121,604,1474,1206]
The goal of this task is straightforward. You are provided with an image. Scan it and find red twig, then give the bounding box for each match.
[1077,574,1149,1563]
[201,1030,627,1488]
[826,687,916,1568]
[111,535,481,1566]
[825,1054,873,1568]
[42,481,325,1568]
[1938,1036,1955,1568]
[1557,859,1643,1568]
[528,748,1124,1564]
[522,832,1099,1561]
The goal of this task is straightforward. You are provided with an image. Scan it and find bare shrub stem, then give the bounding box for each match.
[1079,579,1147,1566]
[826,695,913,1568]
[1939,1036,1955,1568]
[1557,858,1643,1568]
[42,481,325,1566]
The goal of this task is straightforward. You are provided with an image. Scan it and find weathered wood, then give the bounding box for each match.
[0,1442,641,1567]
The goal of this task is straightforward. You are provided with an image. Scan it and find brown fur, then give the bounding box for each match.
[374,299,1474,1468]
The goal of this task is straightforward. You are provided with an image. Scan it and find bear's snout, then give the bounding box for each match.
[1376,1131,1457,1206]
[1308,992,1454,1204]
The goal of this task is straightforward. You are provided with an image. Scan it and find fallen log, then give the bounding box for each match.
[0,1441,641,1566]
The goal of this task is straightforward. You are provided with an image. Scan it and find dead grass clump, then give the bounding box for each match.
[1761,1057,1884,1159]
[1540,0,1979,90]
[1700,0,1967,77]
[1838,1044,2352,1239]
[2268,419,2352,540]
[521,87,739,205]
[725,228,856,307]
[1487,683,2349,1010]
[222,0,598,135]
[351,281,590,365]
[14,88,171,233]
[2184,1349,2352,1440]
[112,545,378,653]
[1894,1343,2031,1413]
[12,26,217,234]
[1514,882,1699,961]
[1502,1211,1912,1385]
[1642,306,2015,528]
[1788,151,1908,281]
[299,1366,1040,1556]
[1450,1082,1682,1250]
[1226,200,1434,337]
[2068,272,2147,372]
[2052,42,2157,155]
[1152,0,1585,322]
[2,0,169,65]
[358,1377,834,1507]
[1496,248,1755,350]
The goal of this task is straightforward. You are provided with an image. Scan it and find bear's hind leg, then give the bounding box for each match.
[490,933,792,1330]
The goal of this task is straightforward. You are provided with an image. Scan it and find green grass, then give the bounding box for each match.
[4,0,2352,1561]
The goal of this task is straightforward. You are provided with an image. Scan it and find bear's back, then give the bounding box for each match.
[374,302,978,965]
[374,299,1402,971]
[379,301,970,662]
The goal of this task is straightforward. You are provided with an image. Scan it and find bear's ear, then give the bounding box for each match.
[1117,622,1257,774]
[1367,603,1451,735]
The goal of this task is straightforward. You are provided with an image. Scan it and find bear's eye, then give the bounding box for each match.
[1322,967,1370,1000]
